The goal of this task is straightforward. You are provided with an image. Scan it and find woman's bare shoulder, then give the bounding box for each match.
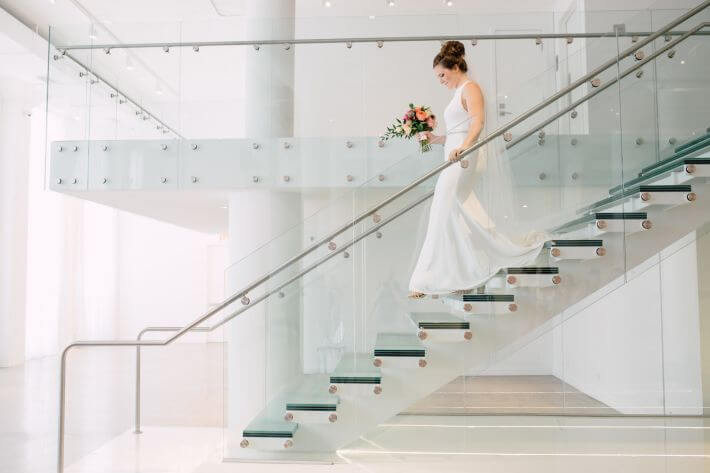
[462,80,482,97]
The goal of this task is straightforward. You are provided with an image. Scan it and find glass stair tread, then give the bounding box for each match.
[373,333,426,357]
[552,212,648,233]
[579,185,692,214]
[608,151,710,196]
[461,293,515,302]
[243,420,298,438]
[544,239,603,248]
[640,134,710,175]
[330,353,381,384]
[285,398,339,411]
[503,267,559,275]
[674,131,710,154]
[283,377,340,410]
[409,312,470,330]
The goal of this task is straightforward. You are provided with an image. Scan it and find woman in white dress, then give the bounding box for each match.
[408,41,546,298]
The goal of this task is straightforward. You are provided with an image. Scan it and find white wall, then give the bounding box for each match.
[551,232,702,415]
[482,331,554,376]
[116,211,221,341]
[0,95,31,367]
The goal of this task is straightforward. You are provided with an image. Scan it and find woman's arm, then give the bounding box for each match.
[449,81,485,162]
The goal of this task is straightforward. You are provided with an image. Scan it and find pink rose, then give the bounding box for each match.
[415,109,428,121]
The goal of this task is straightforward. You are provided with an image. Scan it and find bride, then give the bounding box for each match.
[409,41,547,298]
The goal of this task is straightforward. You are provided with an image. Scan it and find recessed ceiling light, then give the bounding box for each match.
[89,34,98,40]
[369,15,376,19]
[322,0,332,6]
[126,57,134,71]
[387,0,395,6]
[444,0,453,5]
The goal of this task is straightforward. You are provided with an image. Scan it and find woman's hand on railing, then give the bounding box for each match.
[448,147,464,163]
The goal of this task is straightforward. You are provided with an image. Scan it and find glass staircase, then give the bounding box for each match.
[52,2,710,470]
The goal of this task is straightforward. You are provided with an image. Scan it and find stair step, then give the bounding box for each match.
[639,134,710,176]
[329,353,382,395]
[674,130,710,154]
[580,185,693,214]
[410,312,470,329]
[544,239,604,248]
[552,212,650,235]
[544,239,606,260]
[609,151,710,196]
[461,293,515,302]
[241,420,298,450]
[284,393,340,424]
[409,312,473,343]
[444,293,517,314]
[504,267,559,274]
[492,267,561,288]
[373,333,427,368]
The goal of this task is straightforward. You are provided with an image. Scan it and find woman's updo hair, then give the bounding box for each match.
[433,40,468,72]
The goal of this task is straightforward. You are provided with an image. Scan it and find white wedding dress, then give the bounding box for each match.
[409,80,547,295]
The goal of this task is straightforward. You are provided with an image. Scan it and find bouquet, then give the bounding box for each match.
[382,104,437,153]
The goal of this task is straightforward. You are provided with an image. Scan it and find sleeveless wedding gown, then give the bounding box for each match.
[408,80,547,295]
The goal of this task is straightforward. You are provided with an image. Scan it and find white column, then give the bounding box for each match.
[226,0,299,438]
[0,97,31,367]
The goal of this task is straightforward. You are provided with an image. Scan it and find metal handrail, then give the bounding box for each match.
[57,2,710,470]
[506,21,710,149]
[58,29,710,51]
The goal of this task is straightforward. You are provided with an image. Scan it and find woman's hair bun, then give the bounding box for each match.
[433,40,468,72]
[440,40,465,59]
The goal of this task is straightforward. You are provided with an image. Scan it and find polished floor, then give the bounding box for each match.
[2,346,708,473]
[405,375,615,415]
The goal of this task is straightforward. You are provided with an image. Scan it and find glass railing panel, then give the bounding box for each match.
[653,10,710,163]
[47,25,94,191]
